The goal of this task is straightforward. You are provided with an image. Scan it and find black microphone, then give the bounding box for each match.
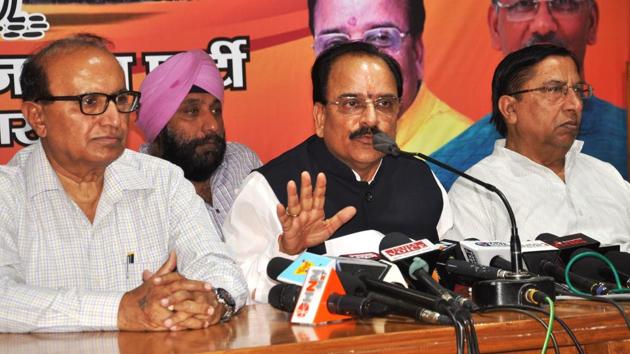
[268,277,450,323]
[439,259,517,280]
[366,292,452,325]
[373,132,524,273]
[600,251,630,287]
[408,257,476,311]
[490,256,513,271]
[269,283,301,312]
[326,293,389,318]
[539,259,613,295]
[267,257,292,281]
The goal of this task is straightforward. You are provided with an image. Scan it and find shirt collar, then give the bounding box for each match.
[350,158,383,184]
[24,143,152,199]
[493,138,584,177]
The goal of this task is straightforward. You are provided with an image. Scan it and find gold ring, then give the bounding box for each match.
[285,207,299,217]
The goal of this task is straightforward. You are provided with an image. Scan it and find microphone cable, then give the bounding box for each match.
[475,304,585,354]
[564,251,630,295]
[555,284,630,330]
[479,307,559,354]
[525,290,555,354]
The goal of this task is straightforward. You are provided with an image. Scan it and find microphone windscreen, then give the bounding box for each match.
[605,251,630,274]
[569,248,607,281]
[490,255,512,271]
[337,272,368,296]
[268,283,301,312]
[378,232,413,252]
[372,132,399,156]
[267,257,292,281]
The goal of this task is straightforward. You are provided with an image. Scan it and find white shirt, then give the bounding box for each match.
[223,170,452,304]
[446,139,630,252]
[0,143,248,333]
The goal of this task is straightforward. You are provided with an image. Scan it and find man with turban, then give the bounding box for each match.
[137,50,261,236]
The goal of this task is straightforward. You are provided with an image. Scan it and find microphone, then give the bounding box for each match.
[602,251,630,285]
[379,232,473,310]
[326,293,389,318]
[577,250,630,288]
[269,283,390,318]
[378,232,439,289]
[269,283,301,312]
[270,267,451,323]
[409,257,476,311]
[490,256,513,271]
[373,132,555,307]
[366,292,452,325]
[373,132,524,274]
[267,257,292,281]
[438,259,517,280]
[536,233,600,264]
[539,258,613,295]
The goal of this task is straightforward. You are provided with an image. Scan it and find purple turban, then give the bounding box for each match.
[137,50,224,142]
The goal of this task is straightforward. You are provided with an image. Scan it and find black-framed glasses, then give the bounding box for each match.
[507,83,592,102]
[496,0,590,22]
[326,95,401,118]
[314,27,410,55]
[36,91,141,115]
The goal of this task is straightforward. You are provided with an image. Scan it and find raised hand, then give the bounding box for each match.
[276,171,356,255]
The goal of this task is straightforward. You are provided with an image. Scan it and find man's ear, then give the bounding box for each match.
[21,101,47,138]
[313,102,326,138]
[498,95,518,126]
[586,1,599,45]
[487,5,502,51]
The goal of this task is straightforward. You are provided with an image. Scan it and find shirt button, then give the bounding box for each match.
[365,191,374,202]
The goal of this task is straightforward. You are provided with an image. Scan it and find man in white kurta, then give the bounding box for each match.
[445,44,630,252]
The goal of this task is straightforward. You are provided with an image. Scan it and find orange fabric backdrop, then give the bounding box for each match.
[0,0,627,164]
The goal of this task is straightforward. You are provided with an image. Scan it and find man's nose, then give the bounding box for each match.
[359,101,378,126]
[200,111,220,134]
[563,86,583,111]
[99,100,124,128]
[528,1,559,36]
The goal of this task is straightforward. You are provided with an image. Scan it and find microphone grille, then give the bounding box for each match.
[372,132,400,156]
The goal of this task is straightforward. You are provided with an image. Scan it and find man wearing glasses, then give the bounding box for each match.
[0,34,247,332]
[445,44,630,252]
[223,42,452,303]
[433,0,627,190]
[307,0,472,156]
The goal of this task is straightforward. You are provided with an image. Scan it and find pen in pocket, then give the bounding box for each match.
[126,252,135,279]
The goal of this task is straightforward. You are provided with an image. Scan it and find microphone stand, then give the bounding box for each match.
[373,132,555,307]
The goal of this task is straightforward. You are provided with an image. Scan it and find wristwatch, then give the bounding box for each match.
[213,288,236,322]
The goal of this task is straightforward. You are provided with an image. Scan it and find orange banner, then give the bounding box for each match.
[0,0,627,164]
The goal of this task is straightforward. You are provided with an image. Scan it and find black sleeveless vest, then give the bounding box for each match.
[257,135,444,254]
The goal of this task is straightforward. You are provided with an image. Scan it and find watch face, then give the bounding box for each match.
[216,288,235,307]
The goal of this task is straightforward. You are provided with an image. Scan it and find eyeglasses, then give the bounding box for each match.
[496,0,590,22]
[326,95,401,117]
[36,91,141,116]
[507,83,593,103]
[314,27,410,55]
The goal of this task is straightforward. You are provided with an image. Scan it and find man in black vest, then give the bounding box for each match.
[223,42,452,303]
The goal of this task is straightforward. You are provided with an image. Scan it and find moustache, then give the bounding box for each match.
[349,126,381,140]
[526,34,566,48]
[189,133,225,149]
